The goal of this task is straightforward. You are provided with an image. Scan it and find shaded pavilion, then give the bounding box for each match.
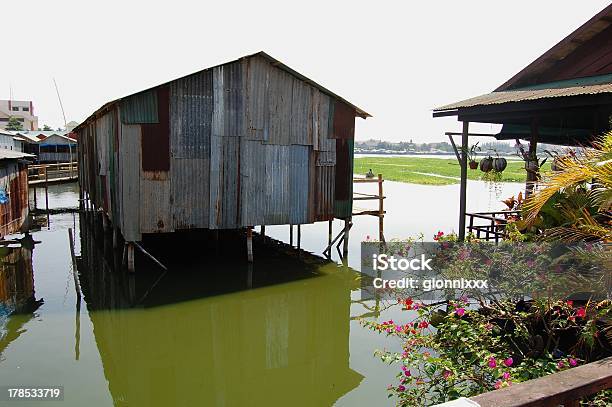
[433,4,612,240]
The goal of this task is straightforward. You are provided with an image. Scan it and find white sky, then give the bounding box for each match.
[3,0,610,142]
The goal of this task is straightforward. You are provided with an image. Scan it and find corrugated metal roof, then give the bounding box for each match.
[434,82,612,112]
[0,149,34,160]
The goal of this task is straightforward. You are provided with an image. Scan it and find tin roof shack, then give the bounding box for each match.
[38,134,77,163]
[75,52,369,264]
[0,150,32,237]
[433,4,612,240]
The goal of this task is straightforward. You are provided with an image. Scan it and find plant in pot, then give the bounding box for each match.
[465,142,481,169]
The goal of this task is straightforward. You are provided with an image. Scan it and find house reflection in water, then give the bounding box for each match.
[0,237,43,358]
[77,221,363,406]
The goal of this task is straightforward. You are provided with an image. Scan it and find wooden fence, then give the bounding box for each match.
[28,162,78,186]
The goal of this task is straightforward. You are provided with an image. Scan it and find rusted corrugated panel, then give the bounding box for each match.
[330,100,355,139]
[264,144,290,225]
[209,135,240,228]
[223,61,245,138]
[334,138,354,218]
[171,158,210,230]
[141,86,170,171]
[119,123,141,242]
[267,68,293,145]
[140,172,172,234]
[0,162,27,237]
[245,56,269,141]
[170,71,213,159]
[289,145,310,224]
[120,89,159,124]
[290,79,312,145]
[240,139,266,226]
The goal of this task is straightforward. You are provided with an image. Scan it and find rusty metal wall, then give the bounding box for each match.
[76,53,360,238]
[0,162,28,237]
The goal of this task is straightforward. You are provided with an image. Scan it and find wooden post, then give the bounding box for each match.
[458,121,469,241]
[261,225,266,238]
[328,220,333,248]
[378,174,384,242]
[526,119,539,198]
[127,242,135,273]
[297,224,301,250]
[112,227,119,249]
[33,186,37,210]
[246,226,254,262]
[289,224,293,246]
[44,166,49,212]
[343,218,350,255]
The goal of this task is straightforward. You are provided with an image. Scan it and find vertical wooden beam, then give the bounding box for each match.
[526,119,539,198]
[261,225,266,238]
[44,166,49,212]
[33,186,37,209]
[378,174,384,242]
[343,218,350,255]
[246,226,254,263]
[458,121,469,241]
[127,242,135,273]
[328,220,333,248]
[297,224,301,250]
[289,224,293,246]
[112,227,119,249]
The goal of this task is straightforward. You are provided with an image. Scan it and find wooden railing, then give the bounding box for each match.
[28,162,78,186]
[469,356,612,406]
[466,210,521,242]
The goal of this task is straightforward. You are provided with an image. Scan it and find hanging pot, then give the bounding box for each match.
[493,157,507,172]
[479,157,493,172]
[469,160,478,170]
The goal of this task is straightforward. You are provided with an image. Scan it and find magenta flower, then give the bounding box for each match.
[404,370,411,377]
[397,385,406,392]
[575,307,586,318]
[443,370,452,379]
[569,358,578,367]
[557,361,565,369]
[494,380,502,390]
[455,308,466,317]
[504,357,513,367]
[502,372,510,380]
[488,357,497,368]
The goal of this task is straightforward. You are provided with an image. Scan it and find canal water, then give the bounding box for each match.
[0,180,523,406]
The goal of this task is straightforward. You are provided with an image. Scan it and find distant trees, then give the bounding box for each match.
[5,116,23,131]
[43,124,53,131]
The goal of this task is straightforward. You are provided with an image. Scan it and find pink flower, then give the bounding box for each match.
[488,357,497,368]
[494,380,502,390]
[365,235,371,241]
[575,307,586,318]
[387,384,393,390]
[504,357,513,367]
[484,323,494,331]
[502,372,510,380]
[455,308,466,317]
[566,300,574,308]
[418,321,429,329]
[395,326,402,332]
[569,358,578,367]
[557,361,565,369]
[397,385,406,392]
[404,370,411,377]
[443,370,452,379]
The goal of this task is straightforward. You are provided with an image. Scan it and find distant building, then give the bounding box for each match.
[0,129,25,152]
[0,100,38,131]
[65,121,79,132]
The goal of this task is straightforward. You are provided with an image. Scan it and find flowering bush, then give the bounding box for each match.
[361,296,611,406]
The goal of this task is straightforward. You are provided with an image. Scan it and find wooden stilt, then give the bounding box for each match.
[127,242,135,273]
[458,121,469,241]
[246,226,254,263]
[33,186,37,209]
[261,225,266,237]
[526,119,539,198]
[343,218,350,255]
[44,166,49,212]
[328,220,333,247]
[134,241,168,271]
[378,174,384,242]
[112,227,119,249]
[297,224,301,250]
[289,224,293,246]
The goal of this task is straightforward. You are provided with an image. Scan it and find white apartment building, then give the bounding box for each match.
[0,100,39,131]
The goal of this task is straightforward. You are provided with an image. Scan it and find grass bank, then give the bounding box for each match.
[354,156,550,185]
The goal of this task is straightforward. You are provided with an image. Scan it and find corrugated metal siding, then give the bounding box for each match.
[0,162,28,237]
[209,136,240,228]
[140,172,171,234]
[264,145,290,224]
[120,89,159,124]
[245,57,269,141]
[170,71,213,159]
[290,80,312,145]
[289,145,310,224]
[334,138,354,218]
[119,124,141,241]
[331,101,356,139]
[314,164,335,221]
[171,158,210,229]
[141,86,170,171]
[240,140,266,226]
[267,68,293,145]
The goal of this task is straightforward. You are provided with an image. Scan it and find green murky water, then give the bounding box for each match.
[0,183,402,407]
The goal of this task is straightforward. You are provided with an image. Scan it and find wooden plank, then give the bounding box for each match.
[458,121,469,241]
[471,357,612,407]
